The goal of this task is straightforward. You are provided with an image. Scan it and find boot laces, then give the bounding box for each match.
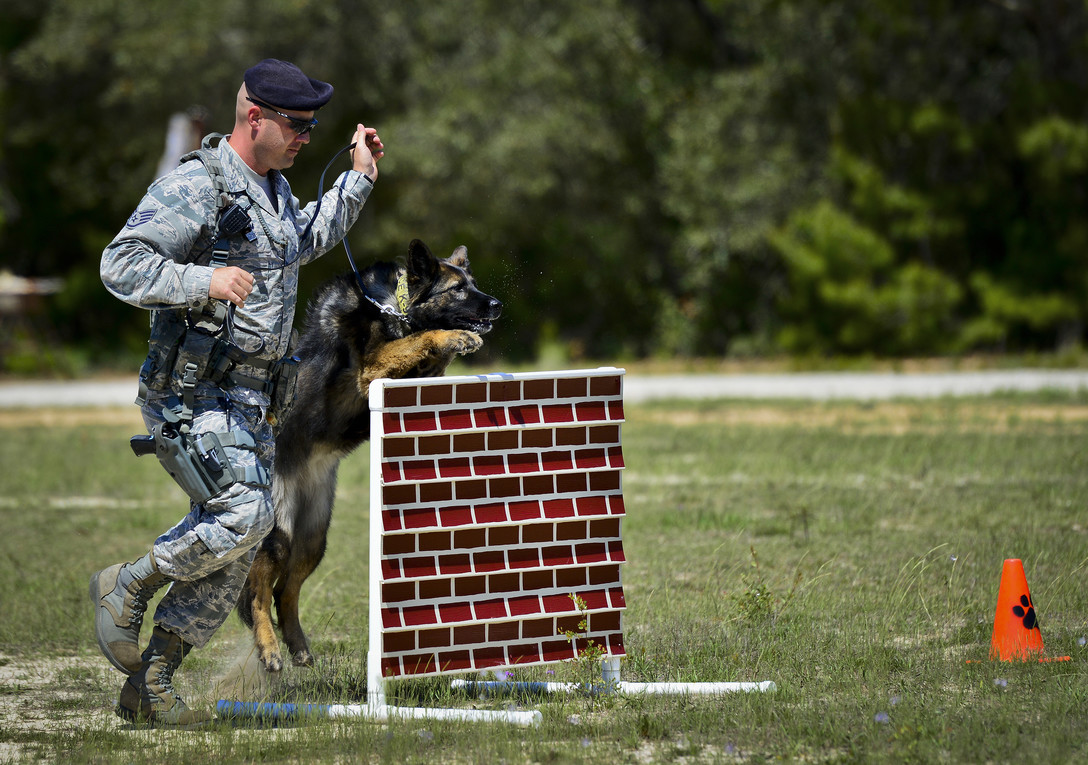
[129,581,158,617]
[155,655,184,702]
[129,597,148,621]
[126,573,165,621]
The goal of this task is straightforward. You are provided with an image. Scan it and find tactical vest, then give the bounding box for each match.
[138,134,298,421]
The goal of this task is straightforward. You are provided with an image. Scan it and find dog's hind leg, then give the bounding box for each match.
[277,534,329,667]
[247,530,290,672]
[276,459,338,668]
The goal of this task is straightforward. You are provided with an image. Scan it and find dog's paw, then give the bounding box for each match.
[261,653,284,673]
[427,329,482,356]
[292,649,315,668]
[445,330,483,356]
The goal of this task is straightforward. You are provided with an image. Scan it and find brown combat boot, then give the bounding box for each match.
[116,626,214,729]
[90,552,170,674]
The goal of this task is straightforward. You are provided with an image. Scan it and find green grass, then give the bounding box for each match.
[1,393,1087,763]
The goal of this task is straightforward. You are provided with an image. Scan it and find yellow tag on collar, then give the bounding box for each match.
[395,272,410,314]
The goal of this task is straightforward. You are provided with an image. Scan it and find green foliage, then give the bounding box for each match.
[770,201,962,354]
[1018,116,1088,181]
[961,272,1079,350]
[3,0,1088,362]
[732,546,800,623]
[561,593,612,713]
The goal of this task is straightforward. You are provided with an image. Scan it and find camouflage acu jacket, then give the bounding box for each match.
[101,136,372,397]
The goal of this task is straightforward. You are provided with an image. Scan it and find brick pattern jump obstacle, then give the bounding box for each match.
[220,368,773,727]
[372,368,627,683]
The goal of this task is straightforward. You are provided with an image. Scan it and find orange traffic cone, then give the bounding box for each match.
[989,558,1071,663]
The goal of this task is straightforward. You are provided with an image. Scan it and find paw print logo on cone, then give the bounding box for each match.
[1012,594,1037,630]
[989,559,1047,661]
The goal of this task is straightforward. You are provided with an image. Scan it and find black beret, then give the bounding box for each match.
[244,59,333,111]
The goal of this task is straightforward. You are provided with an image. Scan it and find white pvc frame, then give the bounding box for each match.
[220,369,771,728]
[451,657,776,698]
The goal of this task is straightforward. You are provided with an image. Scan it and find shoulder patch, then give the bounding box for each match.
[126,209,157,228]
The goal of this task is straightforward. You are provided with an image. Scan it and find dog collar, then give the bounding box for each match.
[363,271,411,325]
[395,272,410,313]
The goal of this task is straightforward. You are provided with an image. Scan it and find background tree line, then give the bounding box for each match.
[2,0,1086,370]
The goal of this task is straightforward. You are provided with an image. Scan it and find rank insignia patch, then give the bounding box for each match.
[126,209,157,228]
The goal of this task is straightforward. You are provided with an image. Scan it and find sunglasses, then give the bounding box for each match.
[246,97,318,135]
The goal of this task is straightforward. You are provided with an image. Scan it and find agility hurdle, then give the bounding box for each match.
[221,367,772,727]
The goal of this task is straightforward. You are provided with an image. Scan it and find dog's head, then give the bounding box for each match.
[403,239,502,334]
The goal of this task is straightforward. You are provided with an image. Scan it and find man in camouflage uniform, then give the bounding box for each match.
[90,59,385,728]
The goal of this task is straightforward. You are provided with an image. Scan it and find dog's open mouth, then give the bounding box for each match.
[469,319,494,334]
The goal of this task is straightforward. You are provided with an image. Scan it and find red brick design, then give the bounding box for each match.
[373,370,627,678]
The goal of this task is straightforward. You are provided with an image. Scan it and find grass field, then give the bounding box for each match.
[1,391,1086,763]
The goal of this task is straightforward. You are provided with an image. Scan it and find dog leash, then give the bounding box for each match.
[307,142,411,326]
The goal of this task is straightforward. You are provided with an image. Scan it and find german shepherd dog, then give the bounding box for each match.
[237,239,502,672]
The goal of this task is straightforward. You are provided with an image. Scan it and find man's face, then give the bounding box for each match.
[253,103,314,173]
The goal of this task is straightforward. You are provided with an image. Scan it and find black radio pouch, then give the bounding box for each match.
[218,202,252,239]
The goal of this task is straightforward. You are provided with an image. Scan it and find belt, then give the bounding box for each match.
[226,369,274,394]
[222,357,277,394]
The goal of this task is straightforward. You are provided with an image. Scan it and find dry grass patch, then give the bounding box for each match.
[634,400,1088,434]
[0,407,143,429]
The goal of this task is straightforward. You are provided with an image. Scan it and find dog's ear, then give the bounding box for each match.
[407,239,439,284]
[447,245,471,274]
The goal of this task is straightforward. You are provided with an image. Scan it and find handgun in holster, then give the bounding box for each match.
[129,410,256,504]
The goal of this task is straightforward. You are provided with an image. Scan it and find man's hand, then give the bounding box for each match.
[210,266,255,307]
[351,124,384,179]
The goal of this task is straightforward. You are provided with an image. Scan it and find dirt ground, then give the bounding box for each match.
[0,641,282,761]
[0,651,114,761]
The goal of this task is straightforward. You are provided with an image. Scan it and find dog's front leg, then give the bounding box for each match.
[356,330,482,393]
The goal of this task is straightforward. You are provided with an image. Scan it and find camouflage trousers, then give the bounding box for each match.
[141,390,275,648]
